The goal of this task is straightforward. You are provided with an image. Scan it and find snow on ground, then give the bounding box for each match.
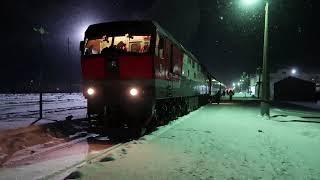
[285,101,320,110]
[221,92,257,101]
[0,93,87,131]
[0,141,90,180]
[71,103,320,180]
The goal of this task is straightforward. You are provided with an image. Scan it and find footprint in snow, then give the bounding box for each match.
[100,156,116,162]
[121,148,127,154]
[64,171,82,179]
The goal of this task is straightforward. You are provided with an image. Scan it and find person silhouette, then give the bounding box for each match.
[215,90,221,104]
[116,41,127,51]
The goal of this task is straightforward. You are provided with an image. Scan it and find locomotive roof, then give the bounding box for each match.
[150,21,199,62]
[86,20,214,78]
[86,21,199,62]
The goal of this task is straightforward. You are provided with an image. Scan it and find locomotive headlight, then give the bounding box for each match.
[129,88,138,96]
[87,87,95,96]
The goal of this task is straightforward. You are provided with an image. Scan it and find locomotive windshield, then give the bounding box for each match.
[84,33,151,55]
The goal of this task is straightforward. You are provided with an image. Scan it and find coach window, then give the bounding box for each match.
[170,44,173,72]
[155,34,159,56]
[158,37,164,59]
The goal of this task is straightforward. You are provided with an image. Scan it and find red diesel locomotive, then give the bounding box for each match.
[80,21,223,135]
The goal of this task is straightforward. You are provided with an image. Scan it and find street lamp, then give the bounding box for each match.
[33,26,49,120]
[291,68,296,75]
[242,0,270,117]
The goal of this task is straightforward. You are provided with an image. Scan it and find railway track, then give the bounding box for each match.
[42,142,124,180]
[2,133,98,168]
[0,116,133,180]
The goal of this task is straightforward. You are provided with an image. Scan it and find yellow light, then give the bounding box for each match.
[87,88,95,96]
[129,88,138,96]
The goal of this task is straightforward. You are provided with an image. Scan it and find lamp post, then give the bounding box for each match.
[241,0,270,117]
[256,67,262,98]
[33,26,48,120]
[260,1,270,117]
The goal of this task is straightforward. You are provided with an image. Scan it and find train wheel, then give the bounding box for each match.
[161,104,169,124]
[171,105,177,119]
[146,109,159,133]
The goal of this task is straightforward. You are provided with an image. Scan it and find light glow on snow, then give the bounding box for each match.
[242,0,259,6]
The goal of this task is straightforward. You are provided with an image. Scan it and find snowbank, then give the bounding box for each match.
[0,93,86,131]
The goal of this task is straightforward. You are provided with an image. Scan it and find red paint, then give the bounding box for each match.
[119,56,153,79]
[81,56,106,80]
[172,45,183,77]
[153,39,183,81]
[81,55,153,80]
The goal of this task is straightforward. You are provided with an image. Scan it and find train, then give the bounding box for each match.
[79,20,224,136]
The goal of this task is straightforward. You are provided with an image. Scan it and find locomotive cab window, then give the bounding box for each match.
[84,34,151,55]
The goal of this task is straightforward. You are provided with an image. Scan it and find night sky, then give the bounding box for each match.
[0,0,317,89]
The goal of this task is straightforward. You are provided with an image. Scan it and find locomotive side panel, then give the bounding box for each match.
[180,53,210,96]
[153,30,210,100]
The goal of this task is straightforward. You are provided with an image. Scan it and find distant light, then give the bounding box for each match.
[75,20,98,40]
[291,69,297,75]
[129,88,138,96]
[77,25,89,40]
[87,88,95,96]
[242,0,259,6]
[233,83,236,87]
[238,82,240,86]
[250,86,256,95]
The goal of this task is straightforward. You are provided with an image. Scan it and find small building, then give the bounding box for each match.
[274,76,316,101]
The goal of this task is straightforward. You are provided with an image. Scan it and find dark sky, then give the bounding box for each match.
[0,0,318,87]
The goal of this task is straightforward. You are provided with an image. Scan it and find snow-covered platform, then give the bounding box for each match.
[71,102,320,180]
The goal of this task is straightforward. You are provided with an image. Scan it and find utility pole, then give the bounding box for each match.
[256,67,262,99]
[67,37,71,92]
[260,1,270,117]
[33,26,48,120]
